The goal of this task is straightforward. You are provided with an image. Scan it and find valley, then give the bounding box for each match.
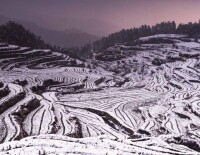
[0,34,200,154]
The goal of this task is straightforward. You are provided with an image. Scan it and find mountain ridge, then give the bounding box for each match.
[0,15,100,48]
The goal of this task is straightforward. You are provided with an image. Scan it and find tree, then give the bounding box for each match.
[0,21,50,49]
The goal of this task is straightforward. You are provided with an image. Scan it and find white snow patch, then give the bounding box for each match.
[139,34,187,41]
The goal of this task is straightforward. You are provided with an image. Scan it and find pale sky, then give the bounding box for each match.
[0,0,200,30]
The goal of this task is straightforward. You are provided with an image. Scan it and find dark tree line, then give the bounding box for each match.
[177,20,200,36]
[0,21,50,49]
[1,20,200,59]
[93,21,176,51]
[77,21,176,57]
[0,21,84,60]
[77,20,200,57]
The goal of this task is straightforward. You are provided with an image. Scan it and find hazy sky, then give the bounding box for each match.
[0,0,200,29]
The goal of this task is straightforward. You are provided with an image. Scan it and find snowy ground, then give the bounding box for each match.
[1,35,200,154]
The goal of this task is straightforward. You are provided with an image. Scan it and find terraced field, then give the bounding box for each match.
[1,35,200,154]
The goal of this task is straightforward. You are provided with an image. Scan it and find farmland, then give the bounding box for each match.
[1,35,200,154]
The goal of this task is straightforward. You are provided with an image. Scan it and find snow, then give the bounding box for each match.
[176,42,200,48]
[1,36,200,154]
[0,134,197,155]
[139,34,187,41]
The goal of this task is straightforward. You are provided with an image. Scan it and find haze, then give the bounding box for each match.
[0,0,200,35]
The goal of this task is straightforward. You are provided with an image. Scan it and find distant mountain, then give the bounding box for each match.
[43,19,122,36]
[77,19,121,36]
[0,15,121,36]
[0,15,100,48]
[32,17,121,36]
[43,28,100,48]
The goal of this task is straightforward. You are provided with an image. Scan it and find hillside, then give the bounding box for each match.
[0,15,100,48]
[0,21,50,49]
[77,21,200,58]
[0,34,200,154]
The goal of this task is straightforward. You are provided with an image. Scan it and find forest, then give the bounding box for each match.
[0,20,200,58]
[78,20,200,57]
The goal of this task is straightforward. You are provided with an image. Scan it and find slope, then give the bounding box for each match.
[0,34,200,154]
